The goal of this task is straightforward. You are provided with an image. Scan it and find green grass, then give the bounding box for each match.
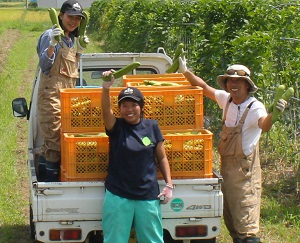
[213,150,300,243]
[0,4,298,243]
[215,195,300,243]
[0,8,38,238]
[0,7,102,242]
[0,5,99,240]
[0,30,38,240]
[0,2,26,8]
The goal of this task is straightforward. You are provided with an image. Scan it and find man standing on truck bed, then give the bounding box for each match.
[101,71,173,242]
[36,0,89,182]
[178,58,287,243]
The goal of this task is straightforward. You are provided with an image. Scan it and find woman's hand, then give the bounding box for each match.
[102,70,115,89]
[158,184,173,204]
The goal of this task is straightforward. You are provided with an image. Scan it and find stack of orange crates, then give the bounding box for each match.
[59,73,212,181]
[59,88,122,182]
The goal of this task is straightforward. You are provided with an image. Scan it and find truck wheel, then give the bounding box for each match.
[30,205,36,240]
[85,231,103,243]
[191,238,216,243]
[163,230,182,243]
[30,205,43,243]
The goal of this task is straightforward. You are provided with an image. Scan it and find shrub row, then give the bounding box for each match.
[89,0,299,90]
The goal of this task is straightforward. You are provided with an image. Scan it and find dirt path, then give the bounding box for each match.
[0,29,35,243]
[14,56,37,243]
[0,29,20,73]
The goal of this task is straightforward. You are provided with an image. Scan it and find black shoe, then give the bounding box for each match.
[37,155,47,182]
[233,239,243,243]
[243,237,261,243]
[46,161,60,182]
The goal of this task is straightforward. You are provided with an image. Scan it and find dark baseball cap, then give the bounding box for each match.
[118,87,144,104]
[60,0,85,19]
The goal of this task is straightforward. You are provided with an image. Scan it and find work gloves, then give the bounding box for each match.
[178,56,187,73]
[102,70,115,89]
[77,34,89,53]
[267,99,287,113]
[158,183,173,204]
[50,25,63,47]
[275,98,287,112]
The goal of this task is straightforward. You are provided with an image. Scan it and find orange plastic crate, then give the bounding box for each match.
[60,86,203,133]
[60,129,212,182]
[124,73,185,79]
[123,73,187,86]
[60,88,122,133]
[142,87,204,129]
[60,132,109,181]
[157,129,213,179]
[126,80,190,87]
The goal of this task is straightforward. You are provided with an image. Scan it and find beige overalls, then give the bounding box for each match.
[38,43,79,163]
[218,100,261,240]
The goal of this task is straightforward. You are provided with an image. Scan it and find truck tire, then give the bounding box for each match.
[30,205,36,240]
[29,205,44,243]
[85,231,103,243]
[29,205,35,240]
[163,230,182,243]
[191,238,216,243]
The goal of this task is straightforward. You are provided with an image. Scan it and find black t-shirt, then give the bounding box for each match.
[105,118,164,200]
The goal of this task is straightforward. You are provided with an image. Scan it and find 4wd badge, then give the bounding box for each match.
[170,198,184,212]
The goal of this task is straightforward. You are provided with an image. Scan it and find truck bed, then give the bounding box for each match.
[29,153,222,222]
[15,50,223,242]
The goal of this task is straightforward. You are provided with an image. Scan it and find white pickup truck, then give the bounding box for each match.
[12,48,223,243]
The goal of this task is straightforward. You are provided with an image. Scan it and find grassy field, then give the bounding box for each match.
[0,5,299,243]
[0,7,101,243]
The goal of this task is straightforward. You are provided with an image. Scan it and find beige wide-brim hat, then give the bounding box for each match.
[217,64,258,93]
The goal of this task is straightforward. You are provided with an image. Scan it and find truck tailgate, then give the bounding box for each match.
[160,178,223,218]
[34,181,105,222]
[34,178,222,222]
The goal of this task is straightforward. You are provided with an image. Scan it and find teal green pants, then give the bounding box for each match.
[103,190,164,243]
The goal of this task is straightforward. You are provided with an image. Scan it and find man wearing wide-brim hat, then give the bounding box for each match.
[178,58,287,243]
[217,64,258,93]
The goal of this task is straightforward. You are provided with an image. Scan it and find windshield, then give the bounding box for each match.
[76,68,158,87]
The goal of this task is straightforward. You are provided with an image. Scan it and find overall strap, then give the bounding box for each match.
[222,97,256,125]
[222,97,232,124]
[238,100,256,125]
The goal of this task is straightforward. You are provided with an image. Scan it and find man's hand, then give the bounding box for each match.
[157,184,173,204]
[276,98,287,112]
[102,70,115,89]
[178,56,187,73]
[50,24,63,47]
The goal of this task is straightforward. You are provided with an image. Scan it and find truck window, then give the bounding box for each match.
[76,68,159,87]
